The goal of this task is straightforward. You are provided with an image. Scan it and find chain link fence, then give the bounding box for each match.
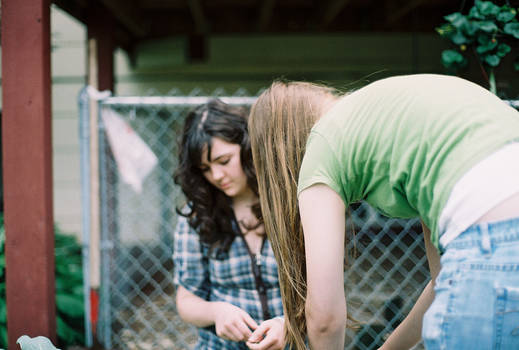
[80,89,518,350]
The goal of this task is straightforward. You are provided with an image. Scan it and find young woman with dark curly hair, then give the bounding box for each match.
[172,99,286,350]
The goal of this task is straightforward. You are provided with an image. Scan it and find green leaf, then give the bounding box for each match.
[0,302,5,324]
[16,336,60,350]
[56,293,84,318]
[485,54,500,66]
[497,7,516,22]
[476,39,498,54]
[57,316,83,344]
[436,23,454,37]
[504,22,519,38]
[496,43,511,58]
[469,6,485,20]
[450,30,468,45]
[441,49,467,69]
[475,20,499,32]
[462,21,478,36]
[477,33,493,45]
[476,1,500,16]
[445,12,467,28]
[0,325,6,349]
[514,57,519,71]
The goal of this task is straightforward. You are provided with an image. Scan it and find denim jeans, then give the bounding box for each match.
[423,217,519,350]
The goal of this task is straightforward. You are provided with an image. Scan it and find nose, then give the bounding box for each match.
[211,166,225,181]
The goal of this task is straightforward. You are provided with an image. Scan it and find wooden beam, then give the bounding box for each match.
[321,0,351,28]
[257,0,276,31]
[2,0,56,348]
[386,0,427,24]
[52,0,89,23]
[187,0,209,34]
[100,0,150,37]
[87,5,115,91]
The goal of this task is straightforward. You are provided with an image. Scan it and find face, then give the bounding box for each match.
[200,137,249,198]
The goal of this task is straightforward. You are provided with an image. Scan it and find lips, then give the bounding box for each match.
[220,182,231,190]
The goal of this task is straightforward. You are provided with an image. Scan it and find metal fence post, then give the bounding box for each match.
[78,86,93,347]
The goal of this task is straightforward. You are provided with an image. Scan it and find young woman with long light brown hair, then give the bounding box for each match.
[248,74,519,350]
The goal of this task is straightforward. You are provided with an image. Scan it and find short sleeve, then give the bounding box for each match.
[172,215,211,299]
[297,131,347,204]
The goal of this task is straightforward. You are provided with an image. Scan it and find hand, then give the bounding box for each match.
[246,317,285,350]
[211,302,259,342]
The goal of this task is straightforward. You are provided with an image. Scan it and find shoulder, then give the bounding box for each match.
[174,214,202,247]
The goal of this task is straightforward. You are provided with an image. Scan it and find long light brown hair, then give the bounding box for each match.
[249,81,340,349]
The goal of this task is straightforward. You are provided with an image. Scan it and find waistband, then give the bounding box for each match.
[441,216,519,253]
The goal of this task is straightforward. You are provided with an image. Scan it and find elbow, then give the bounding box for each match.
[306,302,346,337]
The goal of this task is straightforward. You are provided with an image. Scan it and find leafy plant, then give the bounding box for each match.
[0,214,84,348]
[436,0,519,94]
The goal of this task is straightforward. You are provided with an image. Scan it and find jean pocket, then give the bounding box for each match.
[494,286,519,350]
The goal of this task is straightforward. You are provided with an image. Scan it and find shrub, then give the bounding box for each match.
[436,0,519,94]
[0,214,84,348]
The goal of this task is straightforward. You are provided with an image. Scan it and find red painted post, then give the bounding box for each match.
[1,0,56,348]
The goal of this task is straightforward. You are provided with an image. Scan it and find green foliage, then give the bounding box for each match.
[0,214,84,348]
[436,0,519,93]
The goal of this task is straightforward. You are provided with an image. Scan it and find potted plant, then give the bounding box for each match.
[436,0,519,94]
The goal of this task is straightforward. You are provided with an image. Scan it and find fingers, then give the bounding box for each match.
[247,331,277,350]
[235,316,254,340]
[248,322,270,343]
[247,319,285,350]
[217,310,257,342]
[230,323,250,341]
[218,322,251,342]
[243,312,259,331]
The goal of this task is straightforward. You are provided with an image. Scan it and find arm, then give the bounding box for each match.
[176,285,259,341]
[380,221,441,350]
[299,184,347,350]
[176,285,216,327]
[173,217,258,341]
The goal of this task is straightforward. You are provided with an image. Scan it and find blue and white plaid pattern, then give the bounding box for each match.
[173,215,284,350]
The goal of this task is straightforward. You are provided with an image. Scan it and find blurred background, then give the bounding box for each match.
[42,0,519,252]
[1,1,518,349]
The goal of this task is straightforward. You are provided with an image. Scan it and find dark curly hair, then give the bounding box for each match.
[174,99,262,252]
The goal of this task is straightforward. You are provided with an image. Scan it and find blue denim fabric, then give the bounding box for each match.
[423,217,519,350]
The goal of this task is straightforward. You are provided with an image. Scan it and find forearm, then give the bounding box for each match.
[176,286,216,327]
[380,280,435,350]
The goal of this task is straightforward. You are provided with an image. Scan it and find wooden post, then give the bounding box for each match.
[86,4,115,339]
[1,0,56,348]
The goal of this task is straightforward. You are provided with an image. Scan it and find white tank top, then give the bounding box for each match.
[438,142,519,249]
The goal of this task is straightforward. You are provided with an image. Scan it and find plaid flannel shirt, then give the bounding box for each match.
[173,215,284,350]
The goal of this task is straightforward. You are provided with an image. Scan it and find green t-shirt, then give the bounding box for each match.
[297,74,519,249]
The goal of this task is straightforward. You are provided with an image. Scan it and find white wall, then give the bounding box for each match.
[51,5,86,237]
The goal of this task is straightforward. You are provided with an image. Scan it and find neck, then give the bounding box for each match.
[320,95,340,118]
[232,187,257,207]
